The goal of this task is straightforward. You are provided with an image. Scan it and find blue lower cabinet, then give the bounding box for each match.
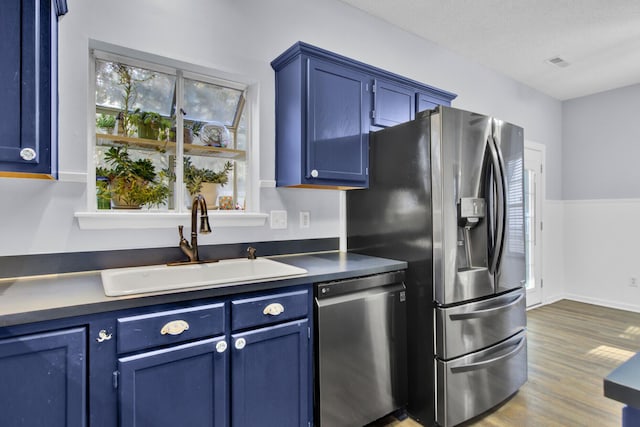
[623,405,640,427]
[0,327,87,427]
[231,320,310,427]
[118,336,228,427]
[0,285,313,427]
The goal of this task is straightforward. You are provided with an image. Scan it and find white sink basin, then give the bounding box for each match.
[101,258,308,296]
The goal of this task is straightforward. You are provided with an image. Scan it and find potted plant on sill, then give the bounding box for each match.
[96,113,116,135]
[183,157,233,208]
[97,146,170,209]
[183,120,205,145]
[130,110,172,141]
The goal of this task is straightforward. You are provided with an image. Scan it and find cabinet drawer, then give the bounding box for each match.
[117,302,225,354]
[231,289,308,331]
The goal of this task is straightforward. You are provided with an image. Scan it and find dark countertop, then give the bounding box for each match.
[0,251,407,327]
[604,352,640,408]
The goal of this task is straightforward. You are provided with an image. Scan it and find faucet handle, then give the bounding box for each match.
[247,246,257,260]
[178,225,189,246]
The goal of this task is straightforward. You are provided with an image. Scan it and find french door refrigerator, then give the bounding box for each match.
[347,106,527,427]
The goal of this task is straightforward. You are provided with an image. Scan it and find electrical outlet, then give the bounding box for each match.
[270,210,287,229]
[631,277,638,288]
[300,211,310,229]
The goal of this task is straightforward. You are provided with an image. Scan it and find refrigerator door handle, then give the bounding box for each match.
[448,293,524,320]
[488,135,507,275]
[450,335,526,373]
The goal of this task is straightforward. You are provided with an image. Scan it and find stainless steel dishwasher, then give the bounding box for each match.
[315,270,408,427]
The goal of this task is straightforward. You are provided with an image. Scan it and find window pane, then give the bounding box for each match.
[95,60,176,117]
[184,78,242,126]
[95,144,175,211]
[95,59,176,211]
[236,107,247,151]
[93,52,249,213]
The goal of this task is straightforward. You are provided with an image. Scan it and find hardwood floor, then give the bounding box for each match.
[374,300,640,427]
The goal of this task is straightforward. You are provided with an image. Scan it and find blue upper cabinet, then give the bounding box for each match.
[417,91,447,113]
[271,42,456,189]
[0,0,67,179]
[272,52,370,189]
[372,79,416,128]
[306,59,370,188]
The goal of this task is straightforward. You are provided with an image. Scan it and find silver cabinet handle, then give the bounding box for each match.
[160,320,190,336]
[216,341,228,353]
[20,148,36,161]
[96,330,112,343]
[310,169,319,178]
[263,303,285,316]
[235,337,246,350]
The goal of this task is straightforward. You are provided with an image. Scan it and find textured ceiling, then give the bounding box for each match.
[338,0,640,100]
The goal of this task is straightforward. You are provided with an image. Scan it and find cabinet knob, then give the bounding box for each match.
[160,320,190,336]
[310,169,319,178]
[216,341,228,353]
[96,329,112,343]
[235,337,246,350]
[20,148,36,161]
[263,303,285,316]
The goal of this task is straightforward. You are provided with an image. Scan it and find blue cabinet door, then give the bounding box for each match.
[0,327,87,427]
[0,0,63,178]
[118,336,228,427]
[306,58,369,187]
[231,319,309,427]
[417,92,447,113]
[373,79,415,127]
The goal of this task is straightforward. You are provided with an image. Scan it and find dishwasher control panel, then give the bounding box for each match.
[315,270,406,300]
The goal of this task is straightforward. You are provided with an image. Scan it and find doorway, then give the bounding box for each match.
[524,142,545,307]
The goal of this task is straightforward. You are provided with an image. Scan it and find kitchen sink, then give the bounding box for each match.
[101,258,308,296]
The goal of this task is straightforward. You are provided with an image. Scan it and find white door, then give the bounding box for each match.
[524,144,544,307]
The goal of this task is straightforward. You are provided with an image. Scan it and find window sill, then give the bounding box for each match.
[75,211,268,230]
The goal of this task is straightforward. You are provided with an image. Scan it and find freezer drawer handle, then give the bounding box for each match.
[449,293,524,320]
[450,335,526,373]
[263,303,285,316]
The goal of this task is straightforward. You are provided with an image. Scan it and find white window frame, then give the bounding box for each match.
[75,42,266,230]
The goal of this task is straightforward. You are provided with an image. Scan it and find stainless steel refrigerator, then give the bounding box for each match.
[347,106,527,427]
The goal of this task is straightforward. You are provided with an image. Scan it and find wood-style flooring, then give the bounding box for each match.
[372,300,640,427]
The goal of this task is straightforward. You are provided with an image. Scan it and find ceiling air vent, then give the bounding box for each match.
[546,56,570,68]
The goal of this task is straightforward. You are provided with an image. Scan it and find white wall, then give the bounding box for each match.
[563,200,640,313]
[559,84,640,312]
[541,200,566,304]
[0,0,563,257]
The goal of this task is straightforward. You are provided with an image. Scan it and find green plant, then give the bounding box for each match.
[98,146,170,208]
[96,114,116,130]
[186,120,205,138]
[183,157,233,196]
[130,110,172,140]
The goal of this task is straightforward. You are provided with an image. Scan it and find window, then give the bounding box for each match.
[91,50,248,215]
